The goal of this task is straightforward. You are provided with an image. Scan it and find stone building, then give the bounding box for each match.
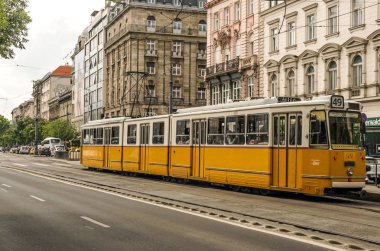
[205,0,259,105]
[259,0,380,156]
[104,0,207,118]
[48,88,72,123]
[11,99,34,124]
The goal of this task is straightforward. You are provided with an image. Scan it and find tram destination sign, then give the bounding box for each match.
[330,95,344,109]
[277,97,301,103]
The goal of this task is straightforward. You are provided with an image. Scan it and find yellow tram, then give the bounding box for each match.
[81,95,366,195]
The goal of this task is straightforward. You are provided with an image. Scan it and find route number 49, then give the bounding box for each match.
[331,95,344,109]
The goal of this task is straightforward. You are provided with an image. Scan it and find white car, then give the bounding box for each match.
[366,156,380,183]
[51,145,65,157]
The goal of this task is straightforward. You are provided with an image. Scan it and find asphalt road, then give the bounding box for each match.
[0,159,332,251]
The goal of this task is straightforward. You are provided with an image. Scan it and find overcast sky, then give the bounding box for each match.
[0,0,105,120]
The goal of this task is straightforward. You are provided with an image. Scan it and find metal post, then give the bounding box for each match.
[34,81,39,156]
[169,65,173,114]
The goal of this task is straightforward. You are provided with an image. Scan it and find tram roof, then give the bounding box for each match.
[81,116,129,128]
[175,96,361,115]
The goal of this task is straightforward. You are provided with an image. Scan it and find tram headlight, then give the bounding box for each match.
[347,168,354,176]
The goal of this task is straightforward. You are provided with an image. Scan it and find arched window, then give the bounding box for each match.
[271,74,277,97]
[352,55,362,87]
[173,18,182,33]
[235,38,241,57]
[328,61,337,90]
[306,66,314,94]
[198,20,206,32]
[147,16,156,31]
[287,69,295,96]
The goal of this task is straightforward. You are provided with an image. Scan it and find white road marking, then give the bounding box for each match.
[80,216,110,228]
[30,195,45,202]
[2,184,11,188]
[13,163,27,167]
[1,188,8,192]
[32,163,49,167]
[1,166,345,251]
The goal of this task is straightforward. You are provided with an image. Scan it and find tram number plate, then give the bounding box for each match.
[331,95,344,109]
[344,152,355,161]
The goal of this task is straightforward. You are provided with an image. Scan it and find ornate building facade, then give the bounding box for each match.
[104,0,207,118]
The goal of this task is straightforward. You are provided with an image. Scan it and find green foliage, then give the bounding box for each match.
[0,115,12,146]
[0,0,32,59]
[43,118,78,142]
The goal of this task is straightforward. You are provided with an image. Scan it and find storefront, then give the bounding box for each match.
[365,117,380,157]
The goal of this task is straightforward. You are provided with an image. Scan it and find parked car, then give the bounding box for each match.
[40,147,51,156]
[19,146,31,154]
[41,137,61,153]
[10,147,19,154]
[366,156,380,183]
[51,145,65,157]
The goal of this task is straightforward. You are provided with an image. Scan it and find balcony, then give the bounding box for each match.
[240,55,257,70]
[196,99,206,106]
[145,50,158,57]
[197,51,206,60]
[172,51,183,58]
[144,96,158,104]
[206,57,240,78]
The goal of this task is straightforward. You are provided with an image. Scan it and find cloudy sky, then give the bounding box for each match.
[0,0,105,119]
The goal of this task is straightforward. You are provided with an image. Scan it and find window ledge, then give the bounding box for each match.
[285,44,297,51]
[325,32,339,39]
[304,38,317,45]
[269,50,279,56]
[349,24,365,32]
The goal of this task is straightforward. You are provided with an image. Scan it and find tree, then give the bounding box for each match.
[0,0,32,59]
[0,115,11,146]
[43,119,78,142]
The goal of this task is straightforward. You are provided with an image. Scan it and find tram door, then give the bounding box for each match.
[272,113,301,188]
[191,120,206,177]
[104,127,111,168]
[139,124,150,171]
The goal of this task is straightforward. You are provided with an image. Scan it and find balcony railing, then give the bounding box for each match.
[197,50,206,60]
[240,55,258,70]
[145,50,158,57]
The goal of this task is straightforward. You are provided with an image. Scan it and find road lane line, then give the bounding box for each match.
[80,216,110,228]
[30,195,45,202]
[1,188,8,192]
[13,163,27,167]
[2,184,11,188]
[32,163,49,167]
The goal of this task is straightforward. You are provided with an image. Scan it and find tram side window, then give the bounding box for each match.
[247,114,269,145]
[153,122,165,144]
[96,128,103,144]
[225,116,245,145]
[111,127,120,144]
[176,120,190,144]
[310,111,328,146]
[297,115,302,146]
[127,125,137,144]
[208,117,225,145]
[83,129,90,145]
[90,129,96,144]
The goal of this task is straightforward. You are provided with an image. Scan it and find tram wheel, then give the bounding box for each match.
[259,189,270,196]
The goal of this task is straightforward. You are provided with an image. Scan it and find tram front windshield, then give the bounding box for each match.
[329,111,361,149]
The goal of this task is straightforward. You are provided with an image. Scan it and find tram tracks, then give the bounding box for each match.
[1,163,379,250]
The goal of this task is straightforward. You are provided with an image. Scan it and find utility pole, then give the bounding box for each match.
[169,65,173,114]
[33,81,40,156]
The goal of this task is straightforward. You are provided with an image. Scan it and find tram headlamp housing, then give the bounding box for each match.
[347,168,354,176]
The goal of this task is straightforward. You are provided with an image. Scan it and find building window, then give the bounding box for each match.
[328,6,338,34]
[352,0,363,27]
[235,39,241,57]
[352,55,362,87]
[198,65,206,77]
[271,74,277,97]
[172,63,181,75]
[173,0,181,6]
[214,13,219,31]
[248,77,254,97]
[147,62,155,74]
[147,0,155,3]
[232,80,241,100]
[144,108,157,117]
[173,86,182,98]
[328,60,337,90]
[199,1,204,8]
[212,85,220,105]
[222,82,230,103]
[173,18,182,33]
[270,27,279,52]
[145,80,155,97]
[147,16,156,31]
[269,0,281,8]
[249,0,254,15]
[224,7,230,26]
[306,14,316,40]
[234,2,240,21]
[197,87,206,100]
[287,69,295,96]
[198,20,206,32]
[287,21,296,46]
[306,66,314,94]
[172,41,181,55]
[146,40,155,52]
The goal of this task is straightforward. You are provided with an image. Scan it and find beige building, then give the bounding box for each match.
[205,0,259,105]
[260,0,380,155]
[48,88,73,123]
[104,0,207,118]
[33,66,72,121]
[11,99,34,124]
